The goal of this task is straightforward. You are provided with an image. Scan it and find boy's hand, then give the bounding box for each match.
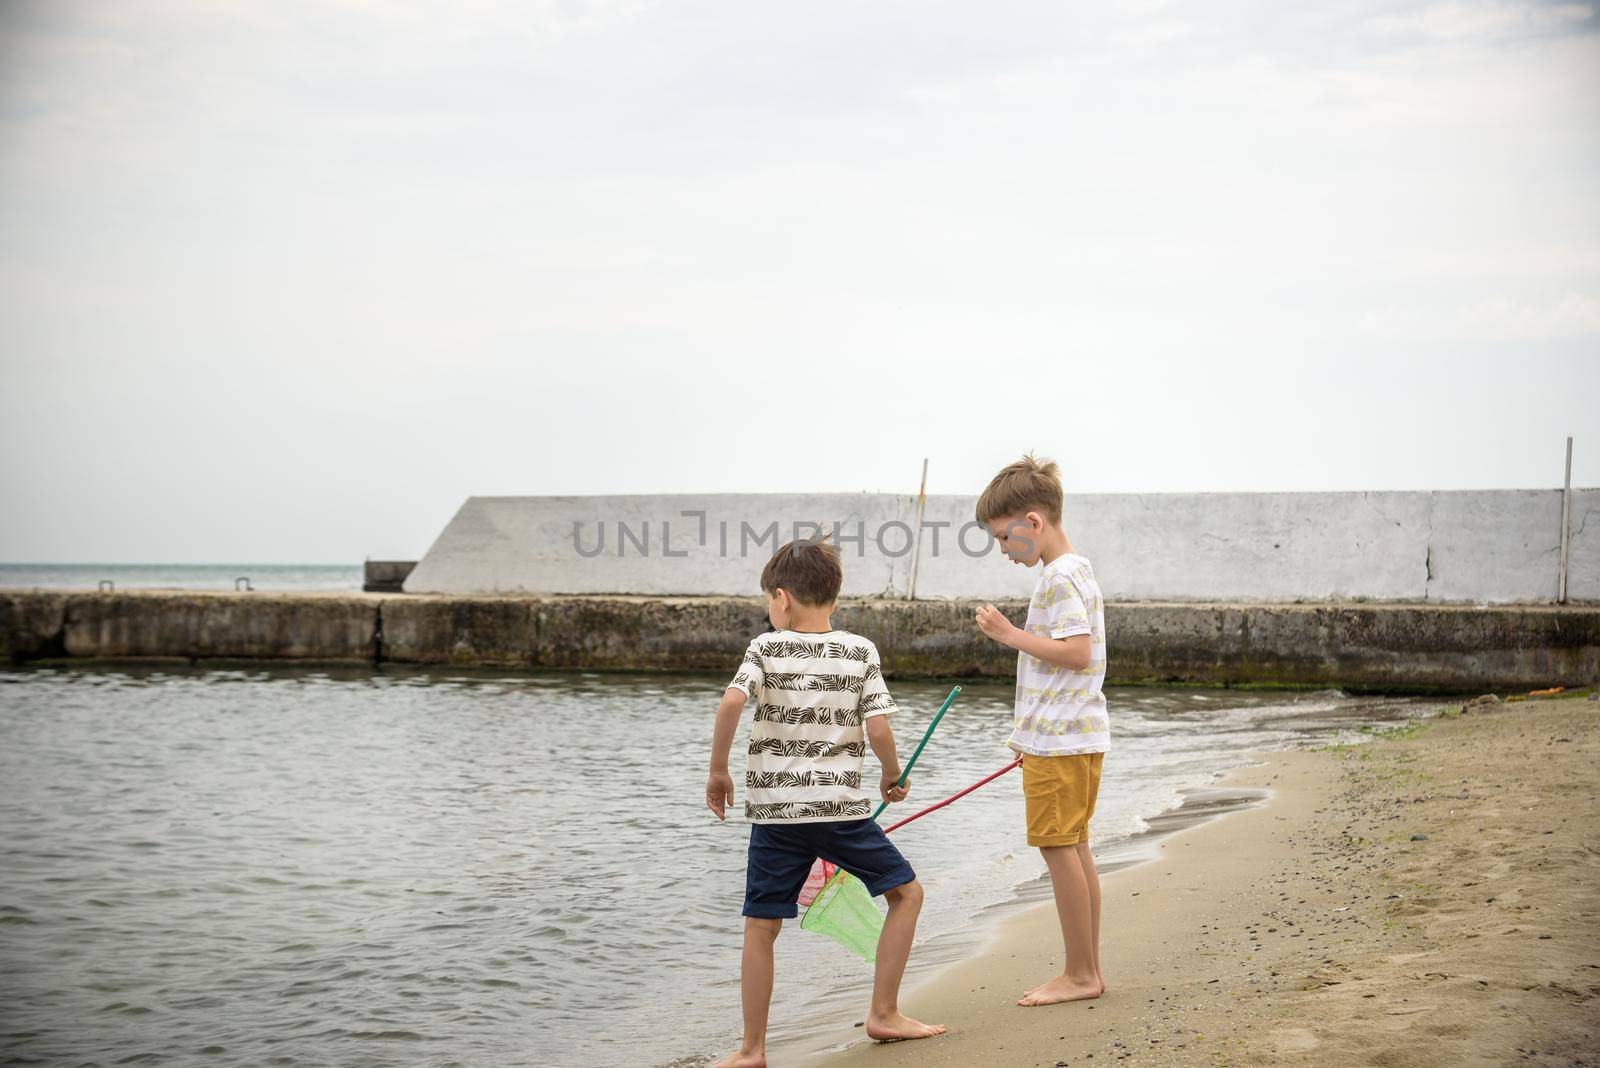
[880,772,909,804]
[975,603,1018,644]
[706,769,735,820]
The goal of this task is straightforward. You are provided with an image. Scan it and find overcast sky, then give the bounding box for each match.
[2,0,1597,564]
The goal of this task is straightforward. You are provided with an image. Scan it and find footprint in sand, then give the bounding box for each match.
[1271,1028,1320,1052]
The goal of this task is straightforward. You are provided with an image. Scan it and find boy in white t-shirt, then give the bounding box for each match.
[973,453,1111,1008]
[705,537,945,1067]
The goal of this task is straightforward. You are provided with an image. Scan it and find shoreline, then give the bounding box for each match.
[791,690,1598,1067]
[758,776,1276,1062]
[769,764,1292,1067]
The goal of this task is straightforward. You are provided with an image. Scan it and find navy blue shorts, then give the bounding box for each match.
[743,818,916,919]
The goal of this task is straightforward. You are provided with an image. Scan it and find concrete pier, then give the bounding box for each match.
[362,560,417,593]
[3,589,1596,693]
[403,489,1600,602]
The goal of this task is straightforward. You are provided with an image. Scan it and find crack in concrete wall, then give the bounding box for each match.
[1423,491,1437,602]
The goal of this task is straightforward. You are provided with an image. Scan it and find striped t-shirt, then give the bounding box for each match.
[1010,553,1111,757]
[727,629,898,823]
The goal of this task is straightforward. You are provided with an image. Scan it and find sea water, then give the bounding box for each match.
[0,563,363,592]
[0,665,1434,1067]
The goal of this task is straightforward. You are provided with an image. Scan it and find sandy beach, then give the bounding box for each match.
[798,690,1599,1068]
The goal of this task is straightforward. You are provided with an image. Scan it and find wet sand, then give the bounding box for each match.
[800,691,1599,1067]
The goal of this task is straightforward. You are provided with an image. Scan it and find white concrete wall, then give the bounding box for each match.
[403,489,1599,603]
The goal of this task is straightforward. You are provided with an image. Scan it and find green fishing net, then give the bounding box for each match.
[799,869,883,962]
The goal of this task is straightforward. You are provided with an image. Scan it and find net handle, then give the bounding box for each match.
[870,684,960,822]
[882,756,1023,835]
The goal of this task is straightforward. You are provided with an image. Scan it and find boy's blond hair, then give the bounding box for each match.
[975,453,1064,524]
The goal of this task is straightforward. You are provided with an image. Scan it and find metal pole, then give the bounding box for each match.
[1558,435,1572,604]
[906,457,929,601]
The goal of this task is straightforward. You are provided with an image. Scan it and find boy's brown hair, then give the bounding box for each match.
[975,453,1064,524]
[760,536,843,606]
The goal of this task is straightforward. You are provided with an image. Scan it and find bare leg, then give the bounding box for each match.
[713,917,781,1068]
[864,880,946,1042]
[1077,841,1104,991]
[1019,845,1103,1007]
[1023,842,1103,996]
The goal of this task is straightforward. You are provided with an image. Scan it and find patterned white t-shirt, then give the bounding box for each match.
[728,629,898,823]
[1010,553,1110,757]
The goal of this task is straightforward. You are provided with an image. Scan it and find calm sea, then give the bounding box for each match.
[0,664,1434,1067]
[0,564,363,592]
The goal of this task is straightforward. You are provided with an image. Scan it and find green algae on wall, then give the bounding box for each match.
[2,590,1596,693]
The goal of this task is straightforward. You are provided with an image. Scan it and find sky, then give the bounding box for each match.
[1,0,1597,564]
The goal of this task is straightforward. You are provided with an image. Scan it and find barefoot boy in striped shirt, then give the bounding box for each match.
[973,454,1111,1008]
[705,537,945,1067]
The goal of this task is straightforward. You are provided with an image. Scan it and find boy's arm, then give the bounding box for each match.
[865,715,909,804]
[975,604,1093,671]
[706,686,748,820]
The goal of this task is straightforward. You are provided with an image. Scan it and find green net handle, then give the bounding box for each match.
[869,684,960,822]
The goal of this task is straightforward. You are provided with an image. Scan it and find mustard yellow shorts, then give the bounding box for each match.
[1021,752,1104,847]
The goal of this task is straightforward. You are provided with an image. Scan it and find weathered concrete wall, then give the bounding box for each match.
[404,493,943,600]
[362,560,417,593]
[402,490,1599,603]
[5,590,1596,693]
[0,591,69,661]
[0,590,379,663]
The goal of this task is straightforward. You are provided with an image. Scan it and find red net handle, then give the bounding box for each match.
[882,756,1023,835]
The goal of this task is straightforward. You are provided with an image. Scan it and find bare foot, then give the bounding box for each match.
[711,1049,765,1068]
[1023,971,1107,998]
[1017,974,1103,1007]
[865,1010,947,1042]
